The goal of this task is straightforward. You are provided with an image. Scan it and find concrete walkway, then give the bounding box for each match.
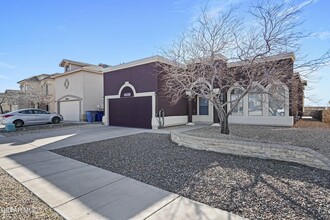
[0,124,245,220]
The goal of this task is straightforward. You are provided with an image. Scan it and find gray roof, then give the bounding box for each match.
[59,59,95,67]
[17,74,51,83]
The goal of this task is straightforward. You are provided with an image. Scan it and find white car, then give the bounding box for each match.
[1,108,63,127]
[276,108,285,116]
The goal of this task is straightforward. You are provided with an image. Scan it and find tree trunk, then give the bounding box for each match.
[220,115,230,134]
[214,105,230,135]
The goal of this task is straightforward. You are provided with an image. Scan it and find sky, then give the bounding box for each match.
[0,0,329,106]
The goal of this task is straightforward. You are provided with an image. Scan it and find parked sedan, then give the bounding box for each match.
[1,109,63,127]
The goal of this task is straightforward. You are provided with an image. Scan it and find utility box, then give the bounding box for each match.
[5,123,16,132]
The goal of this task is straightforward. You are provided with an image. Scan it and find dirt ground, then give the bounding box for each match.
[293,118,330,129]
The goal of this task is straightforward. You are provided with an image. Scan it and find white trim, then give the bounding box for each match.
[224,82,292,126]
[248,82,265,116]
[118,81,137,97]
[265,82,290,117]
[58,99,82,122]
[229,115,293,126]
[51,68,103,79]
[103,55,176,73]
[227,86,244,116]
[194,97,213,123]
[104,81,156,128]
[152,116,188,128]
[227,52,295,68]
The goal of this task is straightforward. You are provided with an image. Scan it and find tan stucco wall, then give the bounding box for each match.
[55,71,103,120]
[83,71,104,112]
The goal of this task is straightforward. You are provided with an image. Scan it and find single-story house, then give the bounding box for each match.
[103,53,306,129]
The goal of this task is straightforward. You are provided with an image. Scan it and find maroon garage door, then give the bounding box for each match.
[109,96,152,129]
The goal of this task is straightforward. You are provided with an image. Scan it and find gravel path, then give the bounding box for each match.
[0,122,97,137]
[53,133,330,220]
[0,168,63,220]
[184,124,330,159]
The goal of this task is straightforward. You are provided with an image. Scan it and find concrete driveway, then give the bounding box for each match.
[0,124,245,220]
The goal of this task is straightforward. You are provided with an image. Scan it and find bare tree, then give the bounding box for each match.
[0,93,6,114]
[23,83,54,110]
[159,0,330,134]
[0,91,19,114]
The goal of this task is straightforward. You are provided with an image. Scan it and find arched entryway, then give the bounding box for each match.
[107,82,154,129]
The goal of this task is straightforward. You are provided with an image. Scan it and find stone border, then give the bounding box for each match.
[171,132,330,171]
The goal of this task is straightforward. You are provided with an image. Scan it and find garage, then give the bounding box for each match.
[60,101,80,121]
[109,96,152,129]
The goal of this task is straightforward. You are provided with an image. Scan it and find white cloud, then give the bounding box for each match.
[279,0,319,17]
[295,0,319,10]
[0,62,16,69]
[311,31,330,40]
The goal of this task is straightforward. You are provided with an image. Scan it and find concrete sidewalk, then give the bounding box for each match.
[0,125,246,220]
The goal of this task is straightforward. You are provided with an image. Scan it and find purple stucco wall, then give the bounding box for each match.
[104,63,159,96]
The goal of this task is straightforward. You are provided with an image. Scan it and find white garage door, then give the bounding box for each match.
[60,101,80,121]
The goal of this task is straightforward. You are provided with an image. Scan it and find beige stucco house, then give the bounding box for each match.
[52,59,108,121]
[0,89,21,113]
[17,73,59,112]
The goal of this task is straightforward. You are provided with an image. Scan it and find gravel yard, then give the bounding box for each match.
[53,133,330,220]
[184,124,330,159]
[0,168,63,220]
[0,122,95,137]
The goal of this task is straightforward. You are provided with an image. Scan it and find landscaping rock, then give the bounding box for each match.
[0,168,63,220]
[53,133,330,220]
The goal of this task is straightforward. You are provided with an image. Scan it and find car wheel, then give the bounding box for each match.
[52,117,61,124]
[13,120,24,128]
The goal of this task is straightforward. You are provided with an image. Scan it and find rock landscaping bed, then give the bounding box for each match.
[53,133,330,220]
[184,124,330,159]
[0,122,93,137]
[0,168,63,220]
[294,118,330,129]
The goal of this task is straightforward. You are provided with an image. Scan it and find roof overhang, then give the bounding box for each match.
[227,52,295,68]
[103,55,178,73]
[51,68,103,79]
[59,59,94,67]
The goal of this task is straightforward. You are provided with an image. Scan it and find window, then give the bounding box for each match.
[230,88,243,116]
[45,84,49,95]
[65,65,69,72]
[268,85,285,116]
[20,110,34,114]
[34,110,47,114]
[248,87,263,116]
[199,97,209,115]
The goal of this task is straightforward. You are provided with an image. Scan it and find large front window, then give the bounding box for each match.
[230,88,243,116]
[199,97,209,115]
[248,87,263,116]
[268,85,285,116]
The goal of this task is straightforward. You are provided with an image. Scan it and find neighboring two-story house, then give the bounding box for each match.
[52,59,109,121]
[0,89,21,113]
[17,73,59,112]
